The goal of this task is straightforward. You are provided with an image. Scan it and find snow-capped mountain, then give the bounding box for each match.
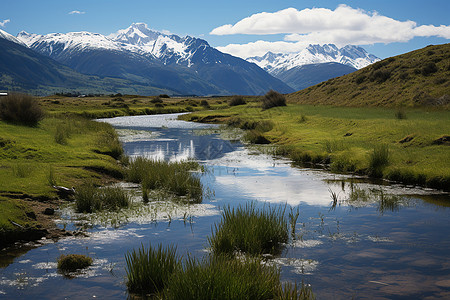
[16,23,292,95]
[247,44,380,76]
[0,28,26,46]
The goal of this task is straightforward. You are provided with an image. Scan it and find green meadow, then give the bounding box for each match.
[182,99,450,190]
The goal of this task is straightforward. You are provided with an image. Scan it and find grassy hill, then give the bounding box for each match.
[287,44,450,108]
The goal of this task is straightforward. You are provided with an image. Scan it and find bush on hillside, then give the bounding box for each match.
[261,90,286,110]
[0,94,44,126]
[228,95,246,106]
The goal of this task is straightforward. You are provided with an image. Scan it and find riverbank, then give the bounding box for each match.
[0,94,226,248]
[180,99,450,191]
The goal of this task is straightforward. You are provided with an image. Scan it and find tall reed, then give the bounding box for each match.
[126,157,203,203]
[165,255,280,300]
[125,243,180,296]
[75,183,130,213]
[368,144,390,177]
[208,203,288,256]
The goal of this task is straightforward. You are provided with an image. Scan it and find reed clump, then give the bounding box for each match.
[126,157,203,203]
[368,144,390,177]
[75,183,130,213]
[165,255,280,300]
[125,244,314,299]
[125,243,180,296]
[208,203,289,256]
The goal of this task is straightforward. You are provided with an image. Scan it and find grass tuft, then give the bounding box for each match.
[125,243,180,296]
[165,255,281,300]
[208,203,289,256]
[57,254,93,273]
[126,157,203,203]
[368,144,390,177]
[75,183,130,213]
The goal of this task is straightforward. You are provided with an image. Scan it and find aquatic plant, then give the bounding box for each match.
[125,243,180,296]
[289,207,300,238]
[209,203,288,256]
[75,183,130,213]
[278,281,315,300]
[57,254,93,273]
[165,255,280,300]
[126,157,203,203]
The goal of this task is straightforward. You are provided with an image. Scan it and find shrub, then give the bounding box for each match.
[261,90,286,110]
[200,99,210,108]
[208,203,288,256]
[355,75,366,84]
[370,70,391,83]
[125,243,180,295]
[151,97,163,104]
[158,94,170,98]
[0,94,44,126]
[421,62,438,75]
[57,254,93,273]
[228,95,246,106]
[395,108,407,119]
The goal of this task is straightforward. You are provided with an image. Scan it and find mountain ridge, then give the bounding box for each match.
[247,44,380,76]
[15,23,293,96]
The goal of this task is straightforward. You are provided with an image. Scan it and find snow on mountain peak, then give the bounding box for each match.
[109,23,162,45]
[0,29,26,46]
[247,44,380,75]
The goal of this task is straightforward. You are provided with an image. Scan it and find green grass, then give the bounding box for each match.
[0,114,126,242]
[57,254,93,273]
[182,103,450,190]
[125,243,181,296]
[125,243,314,300]
[287,43,450,108]
[126,157,204,203]
[166,255,281,300]
[208,203,289,256]
[74,183,130,213]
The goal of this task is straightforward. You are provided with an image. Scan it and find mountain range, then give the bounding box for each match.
[15,23,292,95]
[247,44,379,90]
[1,23,381,96]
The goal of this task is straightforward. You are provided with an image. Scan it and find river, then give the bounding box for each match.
[1,113,449,299]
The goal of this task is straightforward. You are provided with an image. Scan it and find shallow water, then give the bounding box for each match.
[1,113,449,299]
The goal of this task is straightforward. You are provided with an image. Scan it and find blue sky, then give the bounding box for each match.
[1,0,449,59]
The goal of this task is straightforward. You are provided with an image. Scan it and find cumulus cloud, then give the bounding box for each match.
[69,10,86,15]
[210,5,450,58]
[0,19,10,27]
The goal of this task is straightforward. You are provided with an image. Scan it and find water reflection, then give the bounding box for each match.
[1,113,449,299]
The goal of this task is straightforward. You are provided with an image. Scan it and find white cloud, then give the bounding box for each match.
[0,19,10,27]
[210,5,450,58]
[69,10,86,15]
